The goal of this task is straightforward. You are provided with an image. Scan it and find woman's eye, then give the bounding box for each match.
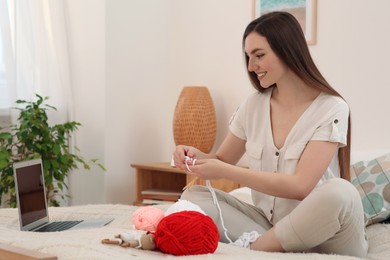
[256,54,265,59]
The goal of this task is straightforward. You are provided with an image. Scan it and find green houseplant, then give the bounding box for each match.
[0,94,105,207]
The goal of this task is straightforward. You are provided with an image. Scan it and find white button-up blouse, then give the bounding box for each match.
[229,88,349,224]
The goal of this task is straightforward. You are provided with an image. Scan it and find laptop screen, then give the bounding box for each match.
[14,159,48,227]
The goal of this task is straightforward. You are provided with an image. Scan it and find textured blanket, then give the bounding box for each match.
[0,204,389,259]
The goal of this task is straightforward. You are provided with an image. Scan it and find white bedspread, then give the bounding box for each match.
[0,204,389,259]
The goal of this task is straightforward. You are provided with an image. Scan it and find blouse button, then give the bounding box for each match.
[334,119,338,124]
[275,151,279,156]
[270,209,273,214]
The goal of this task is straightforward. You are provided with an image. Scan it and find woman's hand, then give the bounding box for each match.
[173,145,202,170]
[185,159,228,180]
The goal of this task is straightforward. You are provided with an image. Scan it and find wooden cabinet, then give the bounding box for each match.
[131,162,240,205]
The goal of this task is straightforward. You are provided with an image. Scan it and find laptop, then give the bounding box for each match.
[13,158,113,232]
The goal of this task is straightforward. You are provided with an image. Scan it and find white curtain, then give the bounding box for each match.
[0,0,15,110]
[3,0,73,125]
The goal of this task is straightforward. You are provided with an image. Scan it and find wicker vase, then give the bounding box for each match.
[173,86,216,153]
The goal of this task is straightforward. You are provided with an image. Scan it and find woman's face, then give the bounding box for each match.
[244,32,288,88]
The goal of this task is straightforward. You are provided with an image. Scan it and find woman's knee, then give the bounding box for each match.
[315,178,357,202]
[314,178,363,220]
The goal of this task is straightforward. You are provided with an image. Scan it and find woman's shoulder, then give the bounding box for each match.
[317,92,349,111]
[244,88,272,104]
[236,90,272,114]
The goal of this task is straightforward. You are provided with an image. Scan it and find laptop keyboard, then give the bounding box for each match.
[35,220,83,232]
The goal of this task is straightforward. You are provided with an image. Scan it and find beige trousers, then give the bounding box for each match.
[181,178,368,258]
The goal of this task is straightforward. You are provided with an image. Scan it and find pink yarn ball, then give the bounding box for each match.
[132,206,165,232]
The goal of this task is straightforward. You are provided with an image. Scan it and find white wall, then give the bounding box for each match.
[103,0,254,204]
[310,0,390,151]
[65,0,106,205]
[65,0,390,205]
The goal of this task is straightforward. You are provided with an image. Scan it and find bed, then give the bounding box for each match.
[1,150,390,259]
[0,203,389,260]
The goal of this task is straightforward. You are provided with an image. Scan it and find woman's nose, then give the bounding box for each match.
[247,58,257,72]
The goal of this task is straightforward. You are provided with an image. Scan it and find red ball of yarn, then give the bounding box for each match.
[154,211,220,256]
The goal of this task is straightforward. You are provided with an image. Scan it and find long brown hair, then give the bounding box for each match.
[243,12,351,180]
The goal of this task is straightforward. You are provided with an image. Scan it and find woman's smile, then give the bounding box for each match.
[257,71,267,81]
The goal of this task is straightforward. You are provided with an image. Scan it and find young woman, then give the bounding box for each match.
[173,12,368,257]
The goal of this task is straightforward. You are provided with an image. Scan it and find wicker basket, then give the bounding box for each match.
[173,86,216,153]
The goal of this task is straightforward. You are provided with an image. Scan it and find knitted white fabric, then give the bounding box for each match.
[164,199,206,217]
[232,231,261,248]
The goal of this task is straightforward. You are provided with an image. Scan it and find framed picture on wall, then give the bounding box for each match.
[253,0,317,45]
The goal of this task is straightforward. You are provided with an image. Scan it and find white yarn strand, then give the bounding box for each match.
[206,180,233,243]
[184,157,195,172]
[185,158,233,243]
